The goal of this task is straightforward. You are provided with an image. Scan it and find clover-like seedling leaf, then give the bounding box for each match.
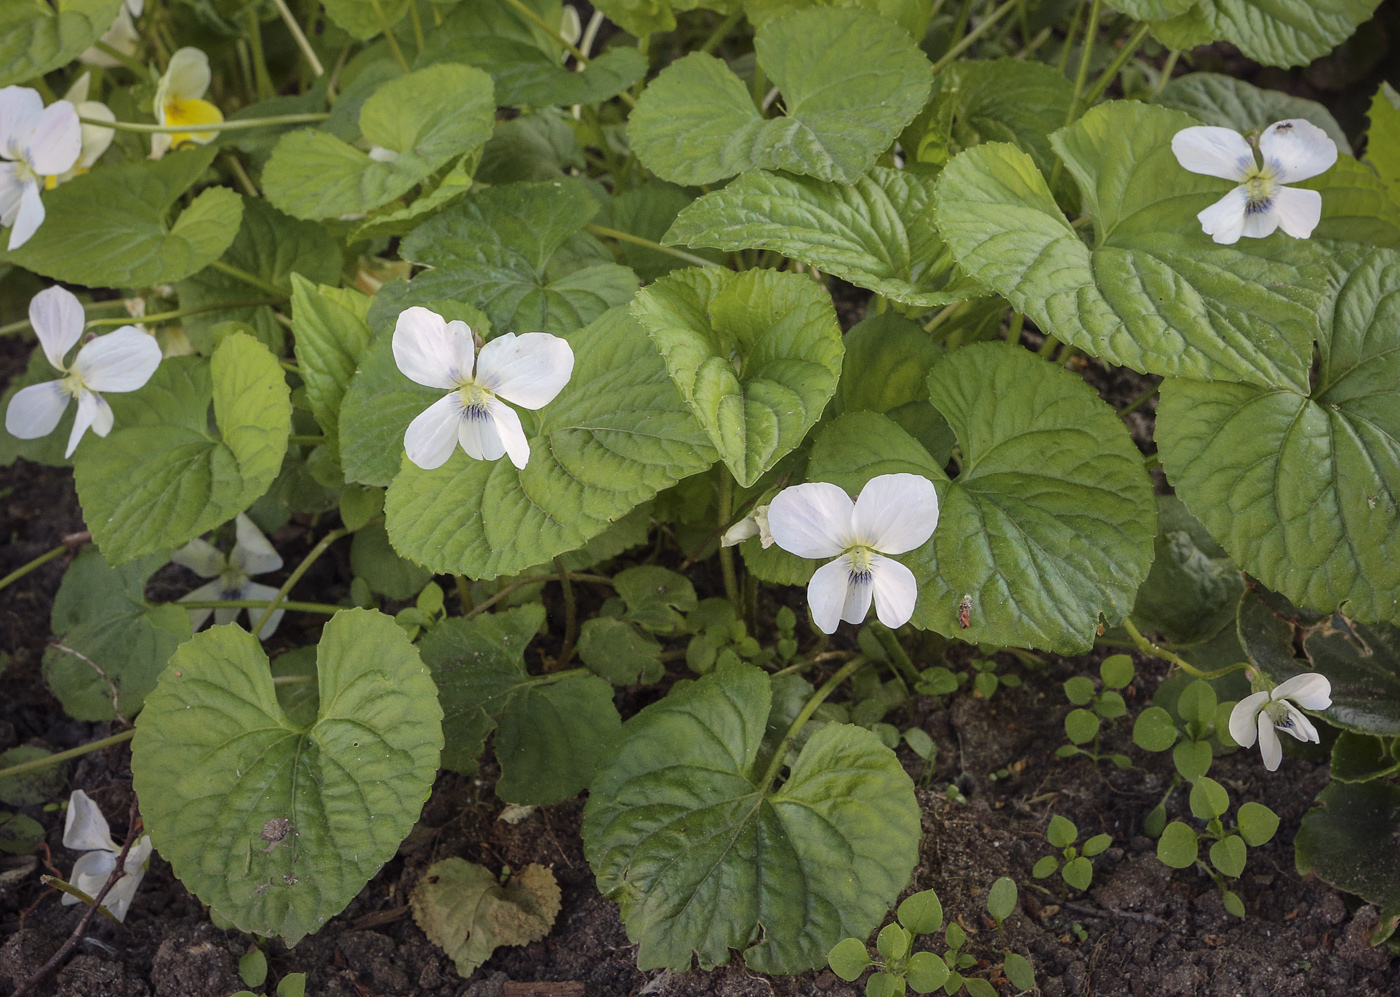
[0,812,44,855]
[1210,835,1248,878]
[385,307,716,578]
[877,922,912,962]
[1032,856,1060,879]
[1082,833,1113,858]
[1157,821,1200,869]
[583,663,920,973]
[1176,679,1218,726]
[897,889,944,935]
[827,937,872,982]
[1065,709,1101,745]
[418,605,622,804]
[667,168,986,308]
[0,0,124,86]
[1172,739,1213,782]
[906,951,951,994]
[629,8,930,185]
[1158,247,1400,626]
[411,859,561,978]
[806,344,1155,654]
[987,877,1017,924]
[74,332,291,565]
[264,64,495,220]
[1003,952,1037,991]
[0,747,63,807]
[1190,777,1231,821]
[629,266,843,488]
[1047,815,1078,849]
[42,547,191,722]
[1063,677,1096,706]
[1236,802,1281,847]
[2,147,242,287]
[131,610,444,944]
[1100,656,1134,690]
[1061,856,1093,891]
[935,102,1325,389]
[865,972,906,997]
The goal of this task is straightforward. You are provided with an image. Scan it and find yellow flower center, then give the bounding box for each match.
[60,371,88,398]
[458,381,494,415]
[847,544,876,580]
[162,97,224,148]
[1241,164,1280,215]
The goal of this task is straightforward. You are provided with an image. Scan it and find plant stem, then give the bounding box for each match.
[464,572,613,619]
[253,526,352,635]
[1080,23,1151,108]
[92,40,148,76]
[584,224,720,268]
[271,0,324,75]
[554,557,579,669]
[211,259,290,297]
[699,10,743,53]
[179,598,346,614]
[1118,382,1159,418]
[1153,49,1182,97]
[758,656,867,792]
[868,620,921,688]
[223,150,261,197]
[716,469,741,607]
[1057,0,1087,75]
[930,0,1022,75]
[85,298,282,330]
[0,730,136,782]
[502,0,590,65]
[0,542,74,593]
[407,0,426,54]
[453,574,474,614]
[246,7,275,100]
[370,0,411,72]
[288,434,326,446]
[79,112,330,133]
[1120,617,1248,680]
[1005,311,1026,344]
[1064,0,1103,124]
[923,300,965,334]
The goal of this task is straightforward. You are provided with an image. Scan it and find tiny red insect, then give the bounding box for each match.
[957,595,972,629]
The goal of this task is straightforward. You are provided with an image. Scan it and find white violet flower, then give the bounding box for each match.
[80,0,144,68]
[0,86,82,250]
[174,513,286,640]
[150,48,224,160]
[392,305,574,471]
[721,504,774,548]
[767,473,939,634]
[4,286,162,457]
[52,73,116,186]
[1171,119,1337,245]
[62,789,153,922]
[1228,672,1332,772]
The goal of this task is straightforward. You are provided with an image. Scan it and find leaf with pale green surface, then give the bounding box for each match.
[934,102,1326,389]
[290,276,373,459]
[73,332,291,565]
[178,199,342,355]
[411,860,561,977]
[1366,84,1400,194]
[1298,158,1400,248]
[1295,781,1400,914]
[937,59,1075,182]
[43,548,190,722]
[400,180,639,336]
[1157,247,1400,625]
[666,169,985,308]
[807,344,1156,654]
[263,64,495,220]
[629,7,930,185]
[1155,73,1348,148]
[628,267,842,487]
[582,663,920,973]
[418,606,621,804]
[1149,0,1383,69]
[743,0,934,38]
[320,0,410,37]
[2,148,243,288]
[386,306,716,578]
[0,0,124,87]
[131,610,443,944]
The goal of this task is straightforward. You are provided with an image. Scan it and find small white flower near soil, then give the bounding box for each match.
[1229,672,1333,771]
[62,789,153,923]
[174,513,287,640]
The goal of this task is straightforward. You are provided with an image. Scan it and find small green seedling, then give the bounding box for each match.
[1033,815,1111,892]
[232,971,306,997]
[237,947,268,988]
[394,580,447,641]
[914,658,1022,701]
[1056,655,1134,768]
[1155,779,1279,917]
[1133,678,1239,836]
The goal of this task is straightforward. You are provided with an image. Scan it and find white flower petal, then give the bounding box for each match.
[8,179,45,251]
[63,790,119,852]
[72,325,162,392]
[100,870,142,921]
[392,307,474,389]
[478,332,575,409]
[89,392,113,437]
[243,581,286,639]
[64,73,92,106]
[1278,702,1320,744]
[80,7,140,67]
[162,48,212,104]
[1228,691,1269,748]
[1257,714,1283,771]
[124,835,152,876]
[404,392,467,470]
[25,100,82,176]
[839,563,874,626]
[149,131,171,160]
[458,402,507,463]
[1259,119,1337,184]
[180,577,224,632]
[232,512,283,576]
[5,380,70,439]
[1196,187,1249,245]
[1240,201,1281,240]
[29,285,85,371]
[869,553,918,629]
[485,397,531,468]
[0,162,23,226]
[720,517,760,547]
[1274,671,1332,710]
[806,556,852,635]
[172,537,225,577]
[852,473,939,555]
[767,482,854,559]
[74,100,116,169]
[69,849,118,902]
[1270,185,1323,240]
[0,86,43,158]
[64,389,99,457]
[1171,125,1255,181]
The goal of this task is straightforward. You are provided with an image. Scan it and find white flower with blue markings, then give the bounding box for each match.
[1228,672,1332,772]
[174,513,286,640]
[62,789,153,922]
[0,86,82,249]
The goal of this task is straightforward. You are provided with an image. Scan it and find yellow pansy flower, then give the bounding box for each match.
[151,48,223,160]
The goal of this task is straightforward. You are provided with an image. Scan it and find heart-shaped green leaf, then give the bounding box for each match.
[629,267,843,487]
[131,609,444,944]
[385,306,716,578]
[1296,781,1400,913]
[666,168,986,308]
[629,7,930,185]
[1158,247,1400,624]
[1155,72,1348,148]
[74,332,291,565]
[807,343,1156,654]
[1150,0,1383,69]
[934,101,1326,389]
[582,663,920,973]
[289,276,373,459]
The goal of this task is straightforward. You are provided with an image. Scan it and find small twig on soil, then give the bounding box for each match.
[49,643,126,725]
[1051,897,1168,927]
[349,904,410,930]
[13,795,142,997]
